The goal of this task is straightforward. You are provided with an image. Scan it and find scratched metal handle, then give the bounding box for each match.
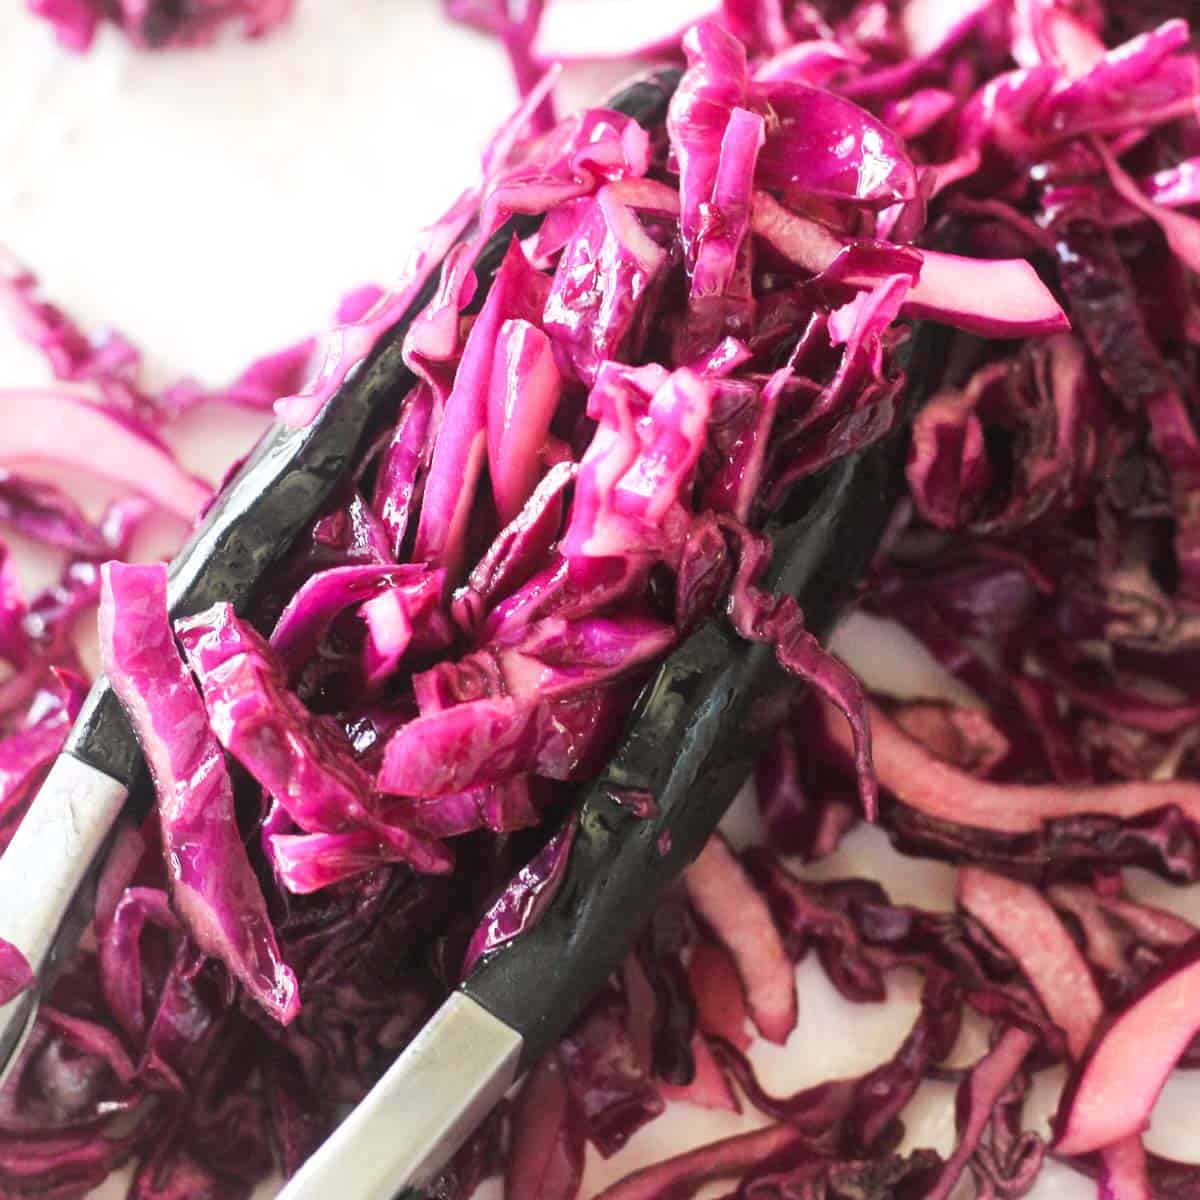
[0,755,128,1085]
[278,993,522,1200]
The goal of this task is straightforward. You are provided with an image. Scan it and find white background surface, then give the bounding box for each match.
[0,4,1195,1197]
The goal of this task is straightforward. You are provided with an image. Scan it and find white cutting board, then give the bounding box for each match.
[0,4,1194,1196]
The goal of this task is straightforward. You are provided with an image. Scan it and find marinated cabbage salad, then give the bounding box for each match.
[3,1,1200,1197]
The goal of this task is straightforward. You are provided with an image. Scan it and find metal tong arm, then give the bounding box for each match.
[461,320,952,1071]
[461,425,909,1071]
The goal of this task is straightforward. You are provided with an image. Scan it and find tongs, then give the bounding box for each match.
[280,155,950,1200]
[277,424,920,1200]
[0,65,945,1200]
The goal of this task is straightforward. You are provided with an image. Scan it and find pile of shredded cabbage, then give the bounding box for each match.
[3,2,1200,1197]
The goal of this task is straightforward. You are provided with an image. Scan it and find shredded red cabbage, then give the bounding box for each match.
[99,563,300,1025]
[26,0,293,53]
[2,0,1200,1195]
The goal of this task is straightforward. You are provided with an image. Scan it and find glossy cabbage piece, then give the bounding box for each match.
[177,601,453,886]
[98,562,299,1025]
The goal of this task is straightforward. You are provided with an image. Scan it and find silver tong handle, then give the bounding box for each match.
[278,992,523,1200]
[0,754,128,1086]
